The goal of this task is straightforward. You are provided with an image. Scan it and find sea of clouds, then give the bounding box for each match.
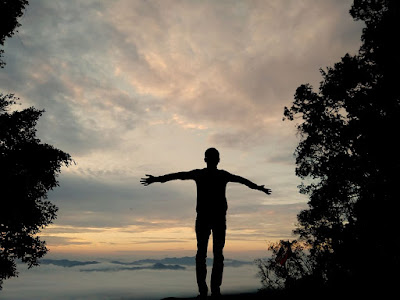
[1,256,262,299]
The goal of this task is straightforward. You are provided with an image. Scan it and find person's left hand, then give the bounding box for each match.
[258,185,271,195]
[140,174,156,186]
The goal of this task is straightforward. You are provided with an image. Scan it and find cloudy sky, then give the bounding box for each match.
[1,0,363,258]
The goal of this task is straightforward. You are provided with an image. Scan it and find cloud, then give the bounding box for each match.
[6,258,260,300]
[1,0,363,152]
[1,0,363,153]
[47,173,196,228]
[209,129,267,149]
[227,202,308,240]
[40,236,92,246]
[0,0,363,253]
[1,0,162,157]
[102,0,363,145]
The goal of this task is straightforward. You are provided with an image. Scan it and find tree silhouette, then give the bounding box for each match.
[0,96,72,289]
[0,0,28,68]
[1,0,72,289]
[282,0,400,293]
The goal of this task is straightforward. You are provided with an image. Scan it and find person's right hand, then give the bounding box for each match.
[140,174,156,186]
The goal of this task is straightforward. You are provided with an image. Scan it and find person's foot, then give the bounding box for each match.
[211,290,221,299]
[197,284,208,299]
[197,292,208,299]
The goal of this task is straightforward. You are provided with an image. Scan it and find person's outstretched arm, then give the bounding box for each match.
[229,174,271,195]
[140,170,196,186]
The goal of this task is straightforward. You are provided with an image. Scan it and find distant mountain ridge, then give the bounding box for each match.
[40,259,99,267]
[38,256,253,272]
[81,262,186,272]
[111,256,253,267]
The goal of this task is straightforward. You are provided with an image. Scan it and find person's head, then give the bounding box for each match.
[204,147,220,168]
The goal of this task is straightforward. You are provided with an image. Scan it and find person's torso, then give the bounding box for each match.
[194,168,230,215]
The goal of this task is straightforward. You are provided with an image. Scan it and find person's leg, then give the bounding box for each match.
[210,216,226,296]
[195,216,211,296]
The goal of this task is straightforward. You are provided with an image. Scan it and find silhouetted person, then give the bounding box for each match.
[141,148,271,299]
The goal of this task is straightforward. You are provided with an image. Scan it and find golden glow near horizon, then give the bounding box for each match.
[41,199,303,254]
[40,224,281,254]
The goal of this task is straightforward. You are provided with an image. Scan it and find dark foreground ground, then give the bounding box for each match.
[161,292,264,300]
[161,289,313,300]
[160,288,374,300]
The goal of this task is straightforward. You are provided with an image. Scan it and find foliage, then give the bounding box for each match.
[0,0,29,68]
[276,0,400,292]
[255,240,312,291]
[0,94,72,289]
